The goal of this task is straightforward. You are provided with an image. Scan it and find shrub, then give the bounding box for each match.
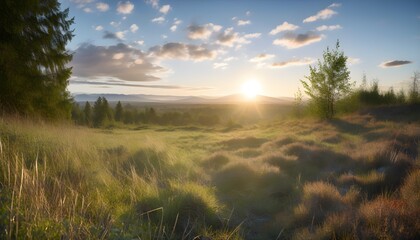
[294,181,347,226]
[359,196,419,239]
[400,169,420,209]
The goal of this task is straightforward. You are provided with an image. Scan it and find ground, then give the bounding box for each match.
[0,105,419,239]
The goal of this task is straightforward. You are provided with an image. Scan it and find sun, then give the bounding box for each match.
[241,80,262,99]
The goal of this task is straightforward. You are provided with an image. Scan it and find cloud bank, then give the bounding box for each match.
[71,43,163,81]
[149,42,217,61]
[187,23,222,40]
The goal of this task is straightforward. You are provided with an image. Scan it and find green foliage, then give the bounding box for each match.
[293,87,304,117]
[408,71,420,104]
[336,77,410,114]
[1,107,419,239]
[301,40,352,119]
[92,97,113,127]
[83,101,92,126]
[114,101,123,122]
[0,0,74,119]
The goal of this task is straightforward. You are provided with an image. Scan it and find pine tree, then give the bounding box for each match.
[0,0,74,119]
[93,97,105,127]
[115,101,123,122]
[83,102,92,126]
[102,97,113,122]
[301,40,352,119]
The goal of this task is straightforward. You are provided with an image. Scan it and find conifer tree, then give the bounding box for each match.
[93,97,105,127]
[83,102,92,126]
[0,0,74,118]
[115,101,123,122]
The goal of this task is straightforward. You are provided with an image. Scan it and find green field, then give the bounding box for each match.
[0,105,419,239]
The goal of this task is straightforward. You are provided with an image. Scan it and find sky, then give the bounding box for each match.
[62,0,420,98]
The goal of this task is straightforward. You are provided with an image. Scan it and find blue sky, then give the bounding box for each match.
[62,0,420,97]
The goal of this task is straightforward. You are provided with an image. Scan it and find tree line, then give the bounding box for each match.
[71,97,221,128]
[298,40,419,119]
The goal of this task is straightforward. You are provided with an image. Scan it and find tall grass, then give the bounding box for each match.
[0,109,418,239]
[0,116,238,239]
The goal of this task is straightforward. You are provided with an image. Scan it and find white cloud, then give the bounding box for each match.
[149,42,218,62]
[316,25,342,31]
[83,7,92,13]
[213,62,228,69]
[269,22,299,35]
[130,24,139,33]
[161,34,168,39]
[237,20,251,26]
[159,4,171,14]
[152,16,165,24]
[244,33,261,39]
[170,18,182,32]
[348,57,360,65]
[246,11,251,16]
[223,57,237,62]
[95,25,103,31]
[117,1,134,14]
[110,21,121,27]
[96,2,109,12]
[270,57,315,68]
[217,28,251,47]
[70,0,93,8]
[249,54,275,62]
[187,23,222,40]
[303,7,338,23]
[329,3,342,8]
[136,40,144,45]
[273,32,324,49]
[173,19,182,25]
[112,53,125,60]
[146,0,159,9]
[115,31,126,40]
[72,43,163,82]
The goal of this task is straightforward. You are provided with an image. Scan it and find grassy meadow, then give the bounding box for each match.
[0,104,419,239]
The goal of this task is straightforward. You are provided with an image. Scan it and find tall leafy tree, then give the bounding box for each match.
[0,0,74,118]
[301,41,352,119]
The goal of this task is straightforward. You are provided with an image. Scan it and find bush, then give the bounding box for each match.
[294,181,347,226]
[400,169,420,209]
[359,196,419,239]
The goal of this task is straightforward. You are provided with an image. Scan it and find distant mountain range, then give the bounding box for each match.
[73,93,293,104]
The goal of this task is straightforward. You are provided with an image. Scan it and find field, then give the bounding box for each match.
[0,105,419,239]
